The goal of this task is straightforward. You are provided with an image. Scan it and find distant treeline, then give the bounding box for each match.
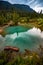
[0,10,43,26]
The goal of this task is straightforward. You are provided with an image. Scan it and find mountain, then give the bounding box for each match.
[0,1,35,12]
[13,4,34,12]
[0,1,12,10]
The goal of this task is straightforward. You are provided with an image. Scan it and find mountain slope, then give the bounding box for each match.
[0,1,12,10]
[0,1,35,12]
[13,4,34,12]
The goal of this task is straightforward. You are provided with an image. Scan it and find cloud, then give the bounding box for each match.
[4,0,28,4]
[33,6,43,13]
[3,0,43,6]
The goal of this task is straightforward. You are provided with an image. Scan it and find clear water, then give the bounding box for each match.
[0,26,43,51]
[4,26,29,34]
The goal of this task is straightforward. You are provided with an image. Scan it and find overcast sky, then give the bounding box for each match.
[1,0,43,12]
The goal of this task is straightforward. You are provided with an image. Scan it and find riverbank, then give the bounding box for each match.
[0,18,43,30]
[0,18,43,36]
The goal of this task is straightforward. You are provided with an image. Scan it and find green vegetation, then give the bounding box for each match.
[0,45,43,65]
[0,2,43,65]
[0,10,43,30]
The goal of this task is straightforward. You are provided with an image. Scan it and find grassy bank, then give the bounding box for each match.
[0,45,43,65]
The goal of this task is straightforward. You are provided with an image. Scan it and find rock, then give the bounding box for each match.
[4,46,19,52]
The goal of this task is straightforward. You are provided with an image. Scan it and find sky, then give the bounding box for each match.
[1,0,43,13]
